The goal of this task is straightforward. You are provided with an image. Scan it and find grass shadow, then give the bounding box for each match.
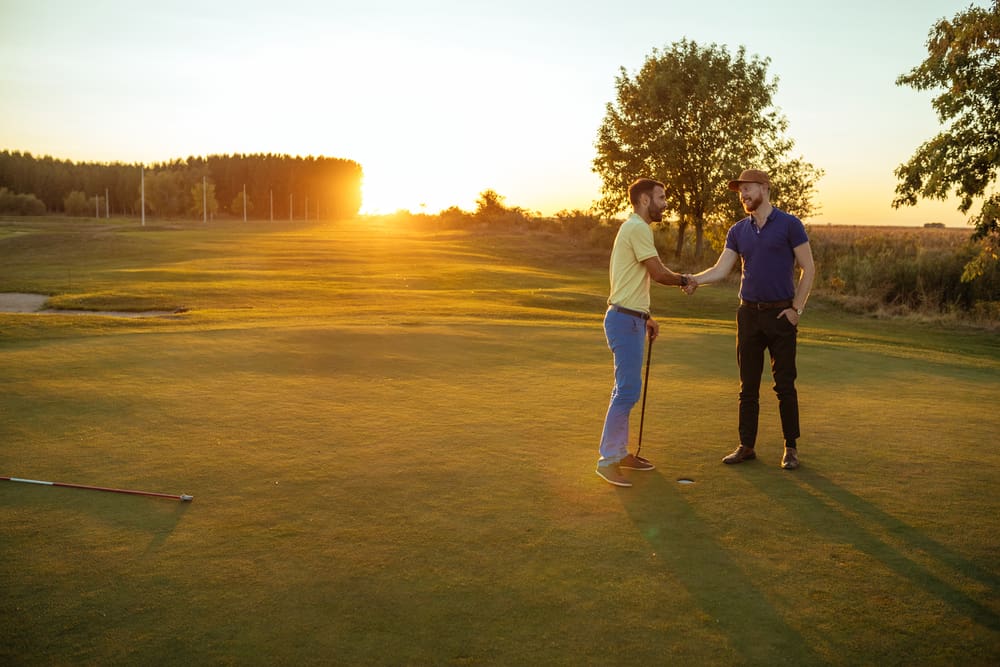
[745,467,1000,632]
[618,470,824,665]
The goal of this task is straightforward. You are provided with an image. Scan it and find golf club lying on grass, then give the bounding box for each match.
[1,476,193,502]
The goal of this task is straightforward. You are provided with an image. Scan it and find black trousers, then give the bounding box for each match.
[736,305,800,448]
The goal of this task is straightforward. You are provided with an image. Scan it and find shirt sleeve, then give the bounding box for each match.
[725,223,740,254]
[629,221,659,263]
[789,216,809,248]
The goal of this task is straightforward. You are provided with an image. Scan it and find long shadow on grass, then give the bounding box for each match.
[746,468,1000,632]
[618,471,823,665]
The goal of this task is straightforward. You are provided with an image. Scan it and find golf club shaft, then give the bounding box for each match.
[1,476,193,501]
[636,332,653,458]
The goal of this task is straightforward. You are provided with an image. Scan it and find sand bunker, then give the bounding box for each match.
[0,293,48,312]
[0,293,181,318]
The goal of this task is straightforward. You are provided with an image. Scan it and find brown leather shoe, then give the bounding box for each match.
[596,465,632,487]
[619,454,655,471]
[781,447,799,470]
[723,445,756,464]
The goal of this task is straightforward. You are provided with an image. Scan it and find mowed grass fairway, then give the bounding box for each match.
[1,217,998,666]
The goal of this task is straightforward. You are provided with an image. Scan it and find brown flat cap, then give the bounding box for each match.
[728,169,770,191]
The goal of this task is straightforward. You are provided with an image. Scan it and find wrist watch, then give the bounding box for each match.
[795,307,803,315]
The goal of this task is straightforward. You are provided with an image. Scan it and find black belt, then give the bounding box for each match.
[740,299,793,310]
[610,304,650,320]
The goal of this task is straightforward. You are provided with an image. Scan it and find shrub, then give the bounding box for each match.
[63,190,92,216]
[807,225,999,321]
[0,187,46,215]
[230,192,254,217]
[554,209,602,237]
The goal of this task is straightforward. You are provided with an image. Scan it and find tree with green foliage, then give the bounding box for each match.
[190,179,219,220]
[474,189,531,227]
[63,190,90,216]
[594,39,822,257]
[231,190,254,217]
[144,170,189,218]
[894,0,1000,280]
[475,189,508,217]
[0,187,46,215]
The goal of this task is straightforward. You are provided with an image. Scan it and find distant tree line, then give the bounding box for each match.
[0,150,363,220]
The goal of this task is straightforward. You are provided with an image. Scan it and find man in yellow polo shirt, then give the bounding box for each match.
[597,178,693,487]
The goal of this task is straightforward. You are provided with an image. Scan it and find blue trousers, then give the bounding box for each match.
[598,308,646,467]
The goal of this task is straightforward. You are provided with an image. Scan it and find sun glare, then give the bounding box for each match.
[360,162,482,216]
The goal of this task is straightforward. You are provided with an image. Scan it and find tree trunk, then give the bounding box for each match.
[694,222,705,258]
[674,221,688,257]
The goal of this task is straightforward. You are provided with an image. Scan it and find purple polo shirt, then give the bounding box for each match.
[725,207,809,303]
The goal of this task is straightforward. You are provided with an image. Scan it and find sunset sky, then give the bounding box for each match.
[0,0,981,226]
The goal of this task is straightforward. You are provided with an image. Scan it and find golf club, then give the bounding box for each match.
[635,331,653,460]
[1,476,193,502]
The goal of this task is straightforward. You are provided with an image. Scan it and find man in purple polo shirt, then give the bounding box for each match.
[687,169,815,469]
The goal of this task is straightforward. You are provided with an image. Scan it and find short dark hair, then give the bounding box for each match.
[628,178,665,207]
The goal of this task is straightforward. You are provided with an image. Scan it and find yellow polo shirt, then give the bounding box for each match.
[608,213,658,313]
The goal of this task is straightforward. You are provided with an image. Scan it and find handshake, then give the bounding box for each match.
[679,274,699,295]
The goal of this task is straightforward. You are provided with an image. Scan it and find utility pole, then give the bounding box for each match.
[203,176,207,223]
[141,166,145,226]
[105,188,109,218]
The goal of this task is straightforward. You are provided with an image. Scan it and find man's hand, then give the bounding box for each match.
[646,317,660,341]
[682,274,699,295]
[778,308,800,326]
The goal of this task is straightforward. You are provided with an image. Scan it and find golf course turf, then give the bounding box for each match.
[1,216,998,665]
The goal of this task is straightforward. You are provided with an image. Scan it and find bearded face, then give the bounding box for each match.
[738,183,766,213]
[646,186,668,222]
